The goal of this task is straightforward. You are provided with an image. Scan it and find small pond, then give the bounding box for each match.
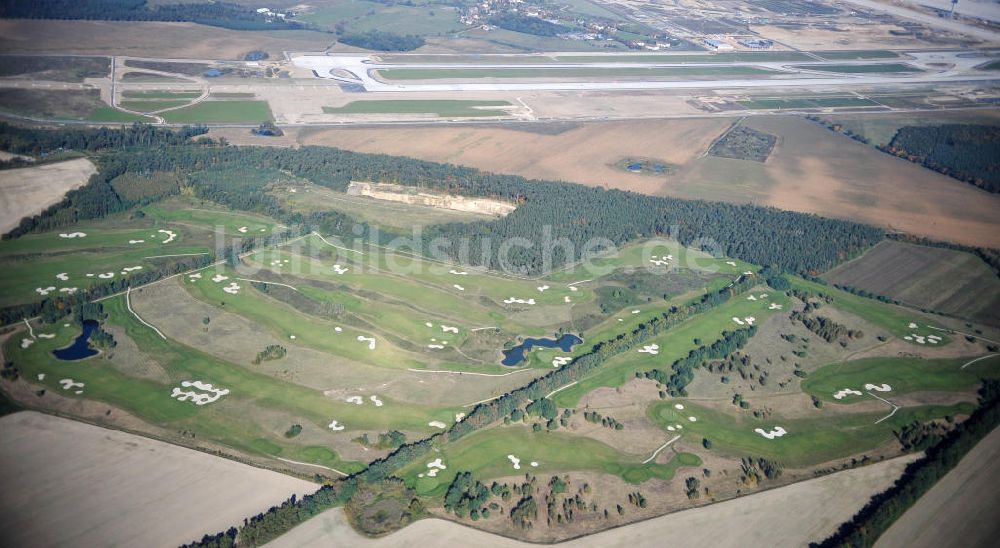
[501,333,582,367]
[52,320,99,361]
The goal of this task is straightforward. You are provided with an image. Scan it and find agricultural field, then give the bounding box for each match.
[0,54,110,82]
[0,158,96,234]
[160,100,273,123]
[824,240,1000,326]
[298,0,465,36]
[0,88,150,123]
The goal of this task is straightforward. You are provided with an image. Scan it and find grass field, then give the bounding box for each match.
[0,88,149,122]
[160,100,272,123]
[824,240,1000,326]
[120,99,193,112]
[300,0,464,36]
[121,90,201,100]
[323,100,512,118]
[739,96,880,110]
[791,63,920,73]
[376,66,776,81]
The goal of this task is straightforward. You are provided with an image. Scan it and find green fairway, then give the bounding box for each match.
[396,426,702,496]
[802,356,1000,402]
[323,100,512,118]
[160,100,272,123]
[376,66,776,81]
[648,399,974,467]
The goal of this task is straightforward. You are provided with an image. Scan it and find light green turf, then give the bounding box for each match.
[160,100,272,123]
[87,106,153,123]
[119,99,193,112]
[323,100,512,118]
[791,63,920,73]
[396,425,702,496]
[802,356,1000,402]
[648,399,974,467]
[121,90,202,99]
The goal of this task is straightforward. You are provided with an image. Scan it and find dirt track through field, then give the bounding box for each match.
[267,453,918,547]
[0,411,316,547]
[0,158,96,234]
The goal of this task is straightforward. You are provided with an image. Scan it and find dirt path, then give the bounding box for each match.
[876,425,1000,548]
[267,454,918,548]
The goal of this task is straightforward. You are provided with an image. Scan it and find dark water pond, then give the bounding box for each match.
[52,320,98,361]
[501,333,582,367]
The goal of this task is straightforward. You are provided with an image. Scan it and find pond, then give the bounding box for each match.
[501,333,582,367]
[52,320,99,361]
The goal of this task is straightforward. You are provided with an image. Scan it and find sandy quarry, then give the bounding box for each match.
[0,158,96,234]
[0,411,316,547]
[266,453,917,547]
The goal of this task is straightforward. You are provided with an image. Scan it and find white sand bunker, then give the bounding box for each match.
[171,380,229,406]
[674,403,685,410]
[908,322,918,329]
[747,295,757,301]
[725,261,736,266]
[744,317,756,326]
[56,272,69,281]
[769,303,783,310]
[222,282,241,295]
[59,287,77,294]
[328,420,345,431]
[834,388,863,399]
[507,454,522,470]
[503,297,536,305]
[537,285,549,292]
[755,426,787,440]
[59,232,86,238]
[35,286,56,296]
[357,335,376,350]
[37,373,45,380]
[688,416,697,422]
[429,421,447,429]
[441,325,458,334]
[455,412,465,422]
[667,426,675,431]
[428,344,444,349]
[649,254,672,267]
[38,333,55,339]
[59,378,84,390]
[425,322,433,328]
[121,266,143,273]
[638,344,660,355]
[552,356,572,367]
[346,396,364,405]
[289,335,296,340]
[530,461,538,467]
[564,296,572,303]
[369,395,383,407]
[865,383,892,392]
[158,229,176,244]
[453,284,465,291]
[334,326,343,332]
[569,286,578,292]
[332,264,349,275]
[732,317,745,325]
[449,269,468,275]
[238,226,248,233]
[212,274,229,283]
[188,273,202,280]
[128,239,144,244]
[20,338,34,349]
[86,273,94,277]
[98,272,114,279]
[632,309,640,314]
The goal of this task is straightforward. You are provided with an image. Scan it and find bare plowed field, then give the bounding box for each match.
[0,158,96,234]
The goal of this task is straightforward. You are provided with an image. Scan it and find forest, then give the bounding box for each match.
[338,30,425,51]
[488,14,569,36]
[0,0,303,31]
[884,124,1000,193]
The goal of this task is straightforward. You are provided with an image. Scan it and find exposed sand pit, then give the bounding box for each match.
[769,303,783,310]
[98,273,114,279]
[346,396,364,405]
[59,232,86,239]
[58,379,84,391]
[453,284,465,291]
[564,296,572,303]
[688,416,697,422]
[449,270,467,275]
[674,403,685,410]
[441,325,459,334]
[170,380,229,406]
[59,287,77,294]
[638,344,660,355]
[503,297,536,305]
[357,335,376,350]
[158,229,176,244]
[507,454,521,470]
[552,356,572,367]
[35,286,55,296]
[328,420,345,431]
[55,273,68,281]
[128,239,144,244]
[537,285,550,292]
[834,388,863,399]
[369,395,383,407]
[211,274,229,283]
[238,226,248,233]
[332,264,349,275]
[755,426,788,440]
[429,421,446,429]
[455,412,465,422]
[222,282,241,295]
[37,334,54,339]
[36,373,44,380]
[865,383,892,392]
[20,338,34,349]
[732,317,745,325]
[530,461,538,467]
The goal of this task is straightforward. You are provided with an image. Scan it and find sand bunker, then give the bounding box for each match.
[455,412,465,422]
[59,378,84,390]
[744,317,756,326]
[211,274,229,283]
[428,344,444,349]
[865,383,892,392]
[37,373,45,380]
[908,322,918,329]
[369,395,383,407]
[38,333,55,339]
[59,287,77,294]
[59,232,86,238]
[732,317,745,325]
[441,326,458,334]
[755,426,787,440]
[128,239,144,244]
[769,303,783,310]
[674,403,685,410]
[188,273,202,280]
[834,388,863,399]
[688,416,697,422]
[503,297,536,305]
[357,336,376,350]
[158,229,176,244]
[537,285,549,292]
[507,454,521,470]
[569,286,578,292]
[649,254,673,267]
[121,266,143,273]
[748,295,757,301]
[238,227,248,233]
[55,273,68,281]
[332,264,348,275]
[453,284,465,291]
[638,344,660,355]
[171,380,229,406]
[334,327,343,332]
[564,296,572,303]
[429,421,446,429]
[222,282,241,295]
[35,286,55,296]
[725,261,736,266]
[449,270,467,275]
[328,420,345,431]
[98,273,114,279]
[530,461,538,467]
[425,322,433,328]
[632,310,640,314]
[20,338,34,349]
[346,396,364,405]
[552,356,572,367]
[667,426,675,431]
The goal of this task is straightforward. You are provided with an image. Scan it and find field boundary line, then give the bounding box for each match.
[311,231,365,255]
[546,380,578,398]
[961,354,999,370]
[235,278,299,292]
[643,435,681,464]
[126,287,167,340]
[406,368,532,377]
[274,457,348,477]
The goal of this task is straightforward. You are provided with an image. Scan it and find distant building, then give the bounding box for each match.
[704,39,734,51]
[738,38,774,49]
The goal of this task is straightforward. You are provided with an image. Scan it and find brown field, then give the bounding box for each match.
[749,23,970,50]
[267,454,918,547]
[0,20,333,60]
[0,411,317,547]
[300,116,1000,248]
[876,425,1000,548]
[0,158,96,233]
[819,109,1000,147]
[825,240,1000,326]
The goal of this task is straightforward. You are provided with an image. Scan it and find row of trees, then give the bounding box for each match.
[339,30,425,51]
[643,325,758,395]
